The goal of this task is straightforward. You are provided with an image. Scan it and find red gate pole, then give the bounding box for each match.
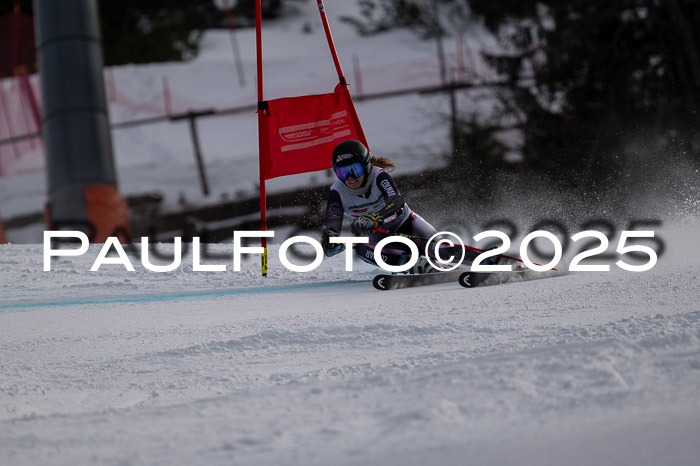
[256,0,269,276]
[316,0,369,148]
[316,0,345,83]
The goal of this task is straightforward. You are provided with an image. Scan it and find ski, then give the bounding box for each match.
[373,270,464,291]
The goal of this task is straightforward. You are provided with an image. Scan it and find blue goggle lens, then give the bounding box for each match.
[335,162,365,181]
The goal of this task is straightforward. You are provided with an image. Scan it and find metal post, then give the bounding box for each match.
[449,71,459,154]
[433,1,459,155]
[433,1,447,85]
[34,0,130,241]
[222,2,247,87]
[353,54,364,100]
[0,211,6,244]
[187,113,210,197]
[169,109,215,197]
[162,76,172,116]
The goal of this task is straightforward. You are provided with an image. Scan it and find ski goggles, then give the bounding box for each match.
[334,162,365,181]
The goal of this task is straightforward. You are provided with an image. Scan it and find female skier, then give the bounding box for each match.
[320,139,441,272]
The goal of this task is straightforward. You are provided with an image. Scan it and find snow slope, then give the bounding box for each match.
[1,227,699,465]
[1,1,699,464]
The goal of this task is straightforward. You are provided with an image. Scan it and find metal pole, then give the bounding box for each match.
[187,113,210,197]
[0,211,6,244]
[449,72,459,154]
[34,0,129,241]
[353,54,364,100]
[222,2,247,87]
[162,76,172,116]
[456,34,465,82]
[433,1,458,154]
[434,1,447,85]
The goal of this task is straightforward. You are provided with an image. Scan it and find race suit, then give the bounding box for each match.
[323,167,439,267]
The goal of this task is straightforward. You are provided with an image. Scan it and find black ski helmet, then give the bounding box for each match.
[332,140,371,182]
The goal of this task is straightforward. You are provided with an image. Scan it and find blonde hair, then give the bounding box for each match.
[370,155,396,172]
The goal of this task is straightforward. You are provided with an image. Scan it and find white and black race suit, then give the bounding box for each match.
[323,167,439,267]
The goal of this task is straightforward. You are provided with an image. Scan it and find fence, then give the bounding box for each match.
[0,33,510,241]
[0,74,42,176]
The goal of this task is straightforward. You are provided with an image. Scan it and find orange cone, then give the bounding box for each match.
[84,185,132,243]
[45,185,131,243]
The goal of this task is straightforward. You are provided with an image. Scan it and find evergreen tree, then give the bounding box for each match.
[343,0,700,185]
[472,0,700,183]
[0,0,305,66]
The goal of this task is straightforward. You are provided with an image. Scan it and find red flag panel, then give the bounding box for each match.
[262,84,366,180]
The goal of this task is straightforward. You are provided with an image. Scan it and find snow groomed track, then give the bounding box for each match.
[1,228,699,465]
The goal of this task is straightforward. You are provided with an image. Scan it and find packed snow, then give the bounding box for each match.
[1,1,699,465]
[1,227,699,465]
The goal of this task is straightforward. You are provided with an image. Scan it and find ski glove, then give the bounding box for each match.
[350,213,384,237]
[321,228,346,257]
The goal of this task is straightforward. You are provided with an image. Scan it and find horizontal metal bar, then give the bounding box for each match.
[0,80,507,147]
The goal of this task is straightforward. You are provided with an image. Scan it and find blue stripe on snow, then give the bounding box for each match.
[0,280,370,312]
